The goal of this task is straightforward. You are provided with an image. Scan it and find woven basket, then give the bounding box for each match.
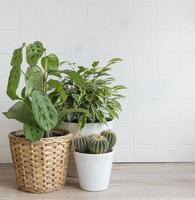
[9,130,72,193]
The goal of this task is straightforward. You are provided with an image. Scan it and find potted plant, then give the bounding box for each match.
[51,58,126,176]
[3,41,73,193]
[73,130,116,191]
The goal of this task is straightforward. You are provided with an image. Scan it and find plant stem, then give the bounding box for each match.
[43,54,48,92]
[43,73,48,92]
[45,131,50,138]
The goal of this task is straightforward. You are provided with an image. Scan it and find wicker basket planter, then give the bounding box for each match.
[9,130,72,193]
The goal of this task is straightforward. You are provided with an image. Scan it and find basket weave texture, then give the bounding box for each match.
[9,132,72,193]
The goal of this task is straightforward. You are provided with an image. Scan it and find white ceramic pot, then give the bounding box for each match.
[61,121,114,177]
[74,151,114,192]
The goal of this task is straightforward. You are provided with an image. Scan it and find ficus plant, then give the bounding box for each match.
[3,41,87,142]
[50,58,126,129]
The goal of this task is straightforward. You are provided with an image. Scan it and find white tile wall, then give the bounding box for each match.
[1,0,195,162]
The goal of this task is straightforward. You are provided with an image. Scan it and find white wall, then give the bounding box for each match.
[1,0,195,162]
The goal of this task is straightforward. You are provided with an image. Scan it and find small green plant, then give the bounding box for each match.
[51,58,126,129]
[3,41,86,142]
[100,129,116,151]
[73,130,117,154]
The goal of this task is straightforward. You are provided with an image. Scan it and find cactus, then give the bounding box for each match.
[100,129,116,150]
[88,135,109,154]
[74,134,89,153]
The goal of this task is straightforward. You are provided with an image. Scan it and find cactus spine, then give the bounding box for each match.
[88,135,109,154]
[74,134,89,153]
[100,129,116,150]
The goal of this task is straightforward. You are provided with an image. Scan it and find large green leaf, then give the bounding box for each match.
[26,41,45,66]
[48,79,67,101]
[24,121,44,142]
[7,44,24,100]
[41,54,59,71]
[6,67,21,100]
[25,66,43,97]
[3,101,31,123]
[31,90,58,131]
[11,46,23,67]
[63,70,86,89]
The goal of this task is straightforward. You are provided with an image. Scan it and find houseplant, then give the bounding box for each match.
[73,130,117,191]
[3,41,73,193]
[51,58,126,176]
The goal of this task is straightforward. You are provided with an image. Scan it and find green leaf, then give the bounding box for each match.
[25,66,43,97]
[48,79,67,101]
[11,46,23,67]
[108,107,119,119]
[26,41,45,66]
[3,101,31,123]
[113,85,127,90]
[85,95,93,103]
[41,54,59,71]
[111,99,122,111]
[63,70,86,88]
[24,121,44,142]
[92,61,99,68]
[96,95,104,103]
[106,57,123,67]
[72,93,81,103]
[31,90,58,131]
[95,110,106,123]
[7,43,23,101]
[108,57,123,63]
[77,66,87,73]
[79,114,86,129]
[6,67,21,100]
[101,66,111,72]
[113,94,125,99]
[25,80,33,97]
[60,61,68,66]
[47,70,62,78]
